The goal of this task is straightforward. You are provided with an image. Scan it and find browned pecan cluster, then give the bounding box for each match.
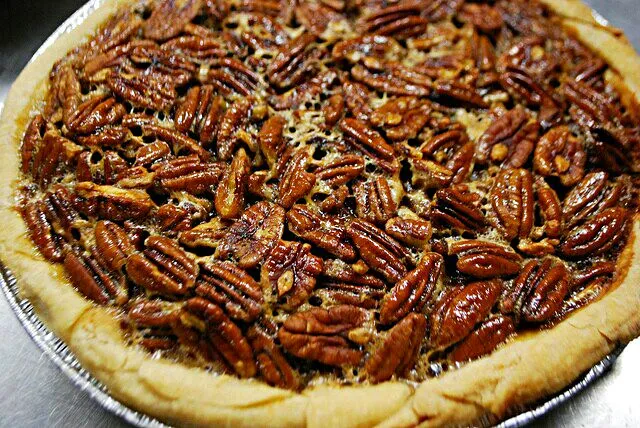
[17,0,640,388]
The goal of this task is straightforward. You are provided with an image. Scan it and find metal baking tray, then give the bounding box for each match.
[0,0,626,426]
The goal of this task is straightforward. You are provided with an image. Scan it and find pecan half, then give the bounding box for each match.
[179,218,228,249]
[106,72,176,111]
[365,313,427,383]
[21,200,64,262]
[267,33,319,90]
[457,3,503,32]
[143,0,202,41]
[431,185,485,232]
[258,115,287,168]
[206,58,264,96]
[75,182,153,221]
[262,240,323,310]
[433,80,488,109]
[134,141,171,166]
[562,171,627,228]
[371,97,431,142]
[66,95,126,135]
[126,236,198,294]
[316,259,386,308]
[534,126,586,187]
[476,106,539,168]
[287,205,356,261]
[358,1,428,39]
[379,252,443,324]
[430,279,502,349]
[490,168,534,241]
[448,315,514,363]
[322,93,344,129]
[354,176,401,225]
[558,207,629,258]
[277,147,316,209]
[154,155,224,195]
[215,148,251,219]
[278,305,368,366]
[351,57,431,97]
[196,260,263,322]
[417,129,475,187]
[247,325,299,390]
[314,154,364,188]
[340,118,398,172]
[332,34,402,62]
[94,220,134,271]
[184,297,257,377]
[348,219,411,282]
[501,257,570,323]
[217,97,254,161]
[343,80,374,122]
[384,215,432,248]
[449,240,523,278]
[174,85,225,147]
[64,249,127,305]
[216,201,285,268]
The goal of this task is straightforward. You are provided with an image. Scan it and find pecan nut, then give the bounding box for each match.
[449,240,523,278]
[501,257,570,323]
[195,260,263,322]
[247,325,300,390]
[562,171,628,228]
[278,305,369,366]
[476,106,539,168]
[215,148,251,219]
[490,168,534,241]
[184,297,257,378]
[430,279,502,349]
[558,207,629,258]
[174,85,225,147]
[379,252,443,325]
[354,176,401,225]
[384,215,432,248]
[314,154,364,188]
[75,182,154,221]
[348,219,411,282]
[534,126,586,187]
[126,236,198,294]
[143,0,202,41]
[64,249,127,305]
[276,147,316,209]
[340,118,399,172]
[448,315,515,363]
[316,259,386,309]
[266,32,320,90]
[216,201,285,268]
[287,205,356,261]
[365,313,427,383]
[94,220,135,271]
[154,155,224,195]
[431,185,485,232]
[262,240,323,310]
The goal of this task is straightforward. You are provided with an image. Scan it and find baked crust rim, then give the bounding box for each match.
[0,0,639,426]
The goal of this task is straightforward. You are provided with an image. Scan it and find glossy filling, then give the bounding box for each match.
[16,0,640,389]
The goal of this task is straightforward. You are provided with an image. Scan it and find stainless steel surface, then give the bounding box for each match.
[0,1,639,426]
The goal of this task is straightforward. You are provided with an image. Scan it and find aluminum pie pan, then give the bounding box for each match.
[0,0,626,425]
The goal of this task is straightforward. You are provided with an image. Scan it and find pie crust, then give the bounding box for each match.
[1,0,640,426]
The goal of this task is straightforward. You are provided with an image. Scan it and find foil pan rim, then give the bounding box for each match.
[0,0,625,425]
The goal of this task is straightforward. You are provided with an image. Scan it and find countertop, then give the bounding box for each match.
[0,1,639,426]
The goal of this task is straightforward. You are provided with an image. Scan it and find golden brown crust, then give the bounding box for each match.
[1,0,640,427]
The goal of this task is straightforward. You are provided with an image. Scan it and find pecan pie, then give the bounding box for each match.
[1,0,640,426]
